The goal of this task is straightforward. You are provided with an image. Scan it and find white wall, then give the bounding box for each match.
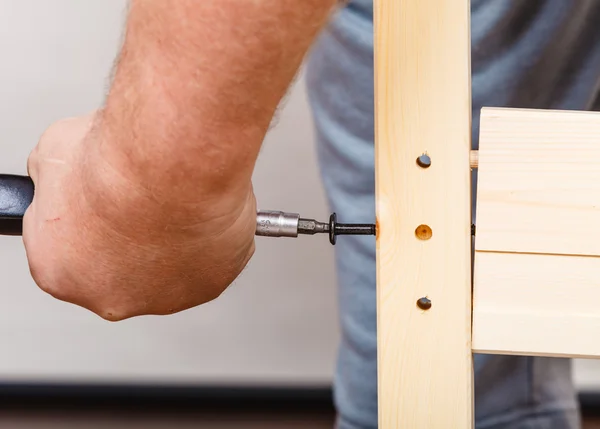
[0,0,338,387]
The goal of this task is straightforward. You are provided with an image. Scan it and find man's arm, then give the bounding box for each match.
[23,0,337,320]
[99,0,336,204]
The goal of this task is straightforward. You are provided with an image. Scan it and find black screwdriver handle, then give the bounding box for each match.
[0,174,34,236]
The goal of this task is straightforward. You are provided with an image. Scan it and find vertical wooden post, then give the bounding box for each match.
[374,0,474,427]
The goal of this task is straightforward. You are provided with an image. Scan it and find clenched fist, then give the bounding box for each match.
[18,0,335,320]
[23,113,257,321]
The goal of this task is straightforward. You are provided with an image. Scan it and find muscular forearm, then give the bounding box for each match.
[24,0,338,320]
[92,0,337,207]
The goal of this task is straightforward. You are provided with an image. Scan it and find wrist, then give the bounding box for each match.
[77,115,253,242]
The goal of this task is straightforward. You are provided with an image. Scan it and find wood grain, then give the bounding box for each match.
[473,251,600,358]
[476,107,600,256]
[473,106,600,358]
[374,0,473,427]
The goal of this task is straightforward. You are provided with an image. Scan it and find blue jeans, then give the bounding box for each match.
[306,1,600,427]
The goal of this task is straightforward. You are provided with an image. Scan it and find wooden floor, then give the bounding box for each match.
[0,410,334,429]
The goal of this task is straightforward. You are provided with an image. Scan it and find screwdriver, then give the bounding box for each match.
[0,174,378,243]
[0,174,34,235]
[256,210,376,245]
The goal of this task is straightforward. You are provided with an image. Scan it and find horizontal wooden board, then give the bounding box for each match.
[473,251,600,357]
[475,107,600,257]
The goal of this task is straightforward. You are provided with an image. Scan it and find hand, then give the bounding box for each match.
[23,113,257,321]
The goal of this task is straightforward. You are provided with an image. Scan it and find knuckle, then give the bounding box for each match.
[36,119,72,149]
[98,310,129,322]
[38,122,60,145]
[26,146,39,179]
[94,300,140,322]
[26,252,68,303]
[35,276,69,303]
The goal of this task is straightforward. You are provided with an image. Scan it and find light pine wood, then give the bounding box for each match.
[473,106,600,357]
[473,251,600,357]
[476,107,600,256]
[374,0,473,427]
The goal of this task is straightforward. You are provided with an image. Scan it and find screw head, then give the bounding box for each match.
[417,297,432,310]
[416,154,432,169]
[329,213,337,245]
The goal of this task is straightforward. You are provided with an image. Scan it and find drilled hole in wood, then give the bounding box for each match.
[415,225,432,240]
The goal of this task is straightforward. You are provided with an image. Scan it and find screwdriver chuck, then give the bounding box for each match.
[256,210,301,238]
[256,210,376,245]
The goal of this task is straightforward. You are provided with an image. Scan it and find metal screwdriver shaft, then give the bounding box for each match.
[256,210,376,245]
[297,218,329,235]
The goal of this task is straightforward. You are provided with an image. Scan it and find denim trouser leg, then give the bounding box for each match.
[304,3,592,427]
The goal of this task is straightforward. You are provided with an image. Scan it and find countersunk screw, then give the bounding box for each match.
[417,297,432,311]
[328,213,376,245]
[416,153,432,169]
